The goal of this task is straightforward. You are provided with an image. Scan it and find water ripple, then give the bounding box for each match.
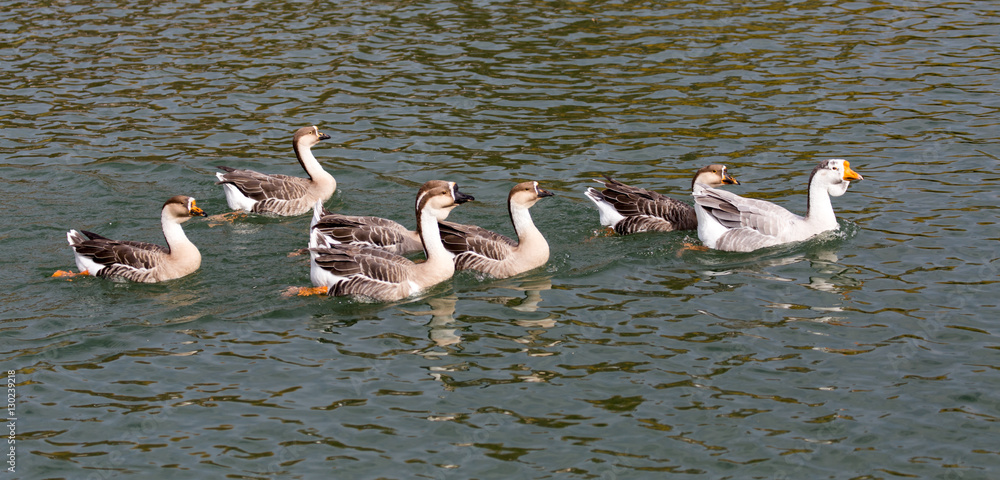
[4,1,1000,478]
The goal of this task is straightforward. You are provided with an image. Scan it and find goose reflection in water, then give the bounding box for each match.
[403,277,555,354]
[685,227,864,295]
[401,294,461,349]
[477,277,553,317]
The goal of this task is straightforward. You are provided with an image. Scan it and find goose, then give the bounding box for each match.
[306,180,474,301]
[438,181,554,279]
[54,196,207,283]
[692,158,863,252]
[584,164,739,234]
[309,203,422,256]
[215,125,334,216]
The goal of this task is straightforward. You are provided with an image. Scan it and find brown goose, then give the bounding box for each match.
[584,164,739,234]
[56,196,207,283]
[215,126,334,216]
[693,159,862,252]
[308,181,474,302]
[438,181,554,279]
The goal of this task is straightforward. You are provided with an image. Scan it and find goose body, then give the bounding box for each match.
[693,159,863,252]
[584,165,739,234]
[63,196,207,283]
[309,203,422,256]
[215,126,334,216]
[439,181,554,279]
[309,181,474,302]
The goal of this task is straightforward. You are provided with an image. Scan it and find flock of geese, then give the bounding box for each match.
[56,125,863,302]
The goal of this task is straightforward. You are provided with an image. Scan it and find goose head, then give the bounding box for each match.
[508,181,555,210]
[415,180,475,222]
[162,195,207,224]
[810,159,863,197]
[292,125,331,150]
[691,164,740,190]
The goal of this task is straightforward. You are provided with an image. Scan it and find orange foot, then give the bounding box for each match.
[676,243,710,257]
[282,286,329,297]
[207,211,250,226]
[585,227,616,241]
[287,248,310,257]
[52,269,90,279]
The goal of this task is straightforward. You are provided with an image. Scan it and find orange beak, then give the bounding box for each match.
[722,171,740,185]
[190,201,207,217]
[843,161,863,181]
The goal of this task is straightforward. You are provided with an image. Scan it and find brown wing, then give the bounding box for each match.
[612,216,676,235]
[438,221,517,274]
[313,215,419,254]
[312,243,411,280]
[598,176,697,231]
[72,230,167,281]
[216,166,311,202]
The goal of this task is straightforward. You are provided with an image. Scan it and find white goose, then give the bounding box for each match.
[56,196,207,283]
[584,164,739,234]
[215,126,334,216]
[693,159,863,252]
[309,203,422,256]
[307,181,474,302]
[438,181,554,279]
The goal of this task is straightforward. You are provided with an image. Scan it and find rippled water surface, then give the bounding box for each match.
[3,1,1000,478]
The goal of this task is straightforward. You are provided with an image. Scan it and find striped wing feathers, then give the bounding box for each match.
[313,214,419,254]
[596,177,697,232]
[216,167,311,202]
[70,230,167,281]
[312,244,411,286]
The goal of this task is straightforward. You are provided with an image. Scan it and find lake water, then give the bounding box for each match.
[3,1,1000,478]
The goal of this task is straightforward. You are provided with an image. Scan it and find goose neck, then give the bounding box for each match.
[805,179,837,229]
[293,141,329,182]
[510,203,543,246]
[161,213,194,256]
[417,208,450,262]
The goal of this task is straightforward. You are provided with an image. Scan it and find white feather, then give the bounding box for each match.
[310,199,325,228]
[67,230,106,275]
[216,173,259,212]
[583,188,626,228]
[692,185,728,250]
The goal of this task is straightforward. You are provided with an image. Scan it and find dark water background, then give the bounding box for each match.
[2,1,999,478]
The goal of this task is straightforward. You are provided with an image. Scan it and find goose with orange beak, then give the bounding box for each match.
[693,159,863,252]
[55,196,207,282]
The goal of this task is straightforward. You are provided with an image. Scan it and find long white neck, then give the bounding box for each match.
[417,208,454,272]
[161,213,200,266]
[511,204,547,253]
[294,141,333,185]
[805,179,838,231]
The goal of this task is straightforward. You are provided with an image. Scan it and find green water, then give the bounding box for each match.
[3,1,999,478]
